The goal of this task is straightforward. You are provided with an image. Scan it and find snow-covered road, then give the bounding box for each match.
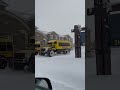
[35,46,85,90]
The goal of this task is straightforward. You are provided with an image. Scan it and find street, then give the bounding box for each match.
[35,46,85,90]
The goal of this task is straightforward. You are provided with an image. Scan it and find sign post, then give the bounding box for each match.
[71,25,85,58]
[71,25,81,58]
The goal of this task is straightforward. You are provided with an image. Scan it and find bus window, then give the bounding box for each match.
[59,42,70,46]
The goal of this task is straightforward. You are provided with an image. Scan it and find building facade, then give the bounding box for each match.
[46,31,59,40]
[35,29,47,47]
[35,30,73,47]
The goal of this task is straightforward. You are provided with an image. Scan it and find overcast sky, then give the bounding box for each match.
[3,0,119,39]
[35,0,85,39]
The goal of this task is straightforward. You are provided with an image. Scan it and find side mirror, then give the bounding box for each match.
[35,78,52,90]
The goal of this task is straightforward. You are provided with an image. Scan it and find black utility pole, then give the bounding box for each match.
[87,0,111,75]
[71,25,81,58]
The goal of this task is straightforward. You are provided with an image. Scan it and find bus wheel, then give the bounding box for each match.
[63,50,68,54]
[48,50,54,57]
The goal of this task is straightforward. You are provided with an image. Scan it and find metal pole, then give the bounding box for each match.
[71,25,81,58]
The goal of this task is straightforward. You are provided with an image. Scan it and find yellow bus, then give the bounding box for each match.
[41,40,72,57]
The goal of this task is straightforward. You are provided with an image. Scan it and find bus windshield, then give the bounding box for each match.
[47,42,52,46]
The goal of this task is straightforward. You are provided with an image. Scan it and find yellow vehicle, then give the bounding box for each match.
[40,40,72,57]
[35,41,41,55]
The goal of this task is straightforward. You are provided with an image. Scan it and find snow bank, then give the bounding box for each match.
[35,46,85,90]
